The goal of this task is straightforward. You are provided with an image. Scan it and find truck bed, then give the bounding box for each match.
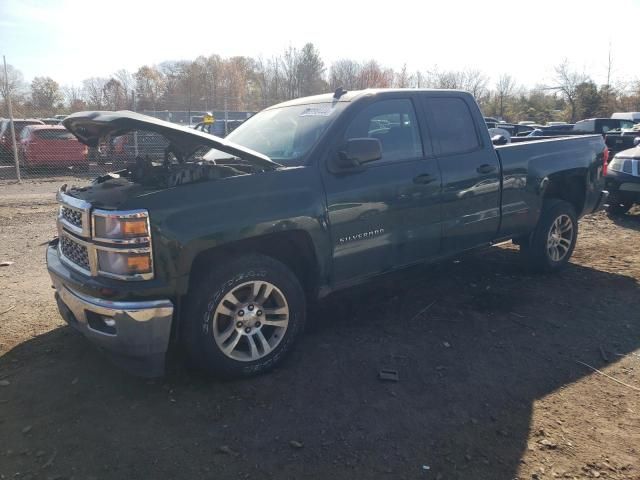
[494,135,607,238]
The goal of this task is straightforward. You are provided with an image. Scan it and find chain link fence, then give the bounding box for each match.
[0,108,251,182]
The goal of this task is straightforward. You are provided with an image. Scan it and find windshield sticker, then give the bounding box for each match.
[299,106,334,117]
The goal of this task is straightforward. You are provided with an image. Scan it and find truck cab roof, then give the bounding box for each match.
[268,88,474,109]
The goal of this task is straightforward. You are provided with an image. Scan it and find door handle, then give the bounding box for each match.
[413,173,435,184]
[476,164,497,174]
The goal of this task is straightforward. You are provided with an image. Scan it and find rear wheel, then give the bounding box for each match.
[183,254,306,378]
[520,200,578,273]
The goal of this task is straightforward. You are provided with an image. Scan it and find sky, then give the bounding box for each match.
[1,0,640,89]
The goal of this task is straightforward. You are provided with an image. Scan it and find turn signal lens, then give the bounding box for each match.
[127,254,151,273]
[97,251,152,276]
[121,219,149,237]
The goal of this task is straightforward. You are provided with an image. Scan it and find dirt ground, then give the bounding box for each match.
[1,178,639,480]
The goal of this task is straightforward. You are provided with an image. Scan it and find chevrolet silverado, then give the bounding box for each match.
[47,88,609,377]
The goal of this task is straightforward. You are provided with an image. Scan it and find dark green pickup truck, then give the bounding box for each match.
[48,89,609,377]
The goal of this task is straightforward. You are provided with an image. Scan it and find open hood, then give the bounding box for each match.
[62,110,279,170]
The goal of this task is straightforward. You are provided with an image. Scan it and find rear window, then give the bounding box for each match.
[34,129,76,140]
[13,121,43,136]
[573,121,594,132]
[423,97,480,155]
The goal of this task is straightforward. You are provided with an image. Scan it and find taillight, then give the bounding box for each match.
[603,148,609,176]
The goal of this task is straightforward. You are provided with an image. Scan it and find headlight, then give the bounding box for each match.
[93,211,149,240]
[608,157,623,173]
[98,250,152,277]
[92,209,153,280]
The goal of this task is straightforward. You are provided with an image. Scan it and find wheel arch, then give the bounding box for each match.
[542,170,586,216]
[185,230,320,301]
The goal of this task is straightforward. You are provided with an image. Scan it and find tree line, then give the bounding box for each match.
[2,43,640,124]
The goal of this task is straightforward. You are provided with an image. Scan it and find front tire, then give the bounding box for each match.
[520,200,578,273]
[183,254,306,378]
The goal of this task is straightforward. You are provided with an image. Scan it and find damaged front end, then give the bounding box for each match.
[46,111,283,376]
[63,110,281,192]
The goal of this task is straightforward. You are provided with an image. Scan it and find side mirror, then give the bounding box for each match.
[330,138,382,173]
[633,136,640,147]
[491,134,508,146]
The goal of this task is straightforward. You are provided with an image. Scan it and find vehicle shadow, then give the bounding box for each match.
[608,208,640,231]
[1,247,639,479]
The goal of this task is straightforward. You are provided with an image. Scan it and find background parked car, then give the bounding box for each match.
[525,121,631,139]
[0,119,45,162]
[19,125,88,170]
[526,124,576,137]
[605,127,640,157]
[107,130,169,164]
[605,139,640,215]
[39,117,63,125]
[611,112,640,123]
[485,122,536,137]
[573,118,634,135]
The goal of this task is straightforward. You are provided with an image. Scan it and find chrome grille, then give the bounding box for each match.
[61,206,83,229]
[55,187,154,281]
[60,234,90,272]
[57,189,91,238]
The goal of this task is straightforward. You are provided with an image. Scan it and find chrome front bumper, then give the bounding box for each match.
[50,275,174,377]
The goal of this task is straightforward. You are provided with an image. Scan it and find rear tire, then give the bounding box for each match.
[520,200,578,273]
[182,254,306,378]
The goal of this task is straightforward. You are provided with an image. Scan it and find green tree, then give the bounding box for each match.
[31,76,62,114]
[298,43,326,96]
[574,81,601,119]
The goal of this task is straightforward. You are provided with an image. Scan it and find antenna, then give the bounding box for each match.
[333,87,347,99]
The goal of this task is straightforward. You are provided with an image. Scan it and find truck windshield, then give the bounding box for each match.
[204,102,344,164]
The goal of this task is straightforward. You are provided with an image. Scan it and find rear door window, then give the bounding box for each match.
[422,97,480,155]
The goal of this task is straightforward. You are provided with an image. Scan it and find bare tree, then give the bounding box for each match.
[281,46,301,100]
[462,69,489,99]
[329,59,361,90]
[414,71,425,88]
[552,59,588,122]
[253,55,285,108]
[357,60,394,89]
[102,78,128,110]
[114,69,135,108]
[82,77,109,109]
[495,74,516,118]
[0,63,26,111]
[222,56,252,111]
[63,85,85,111]
[394,64,412,88]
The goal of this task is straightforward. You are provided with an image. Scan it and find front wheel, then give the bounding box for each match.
[183,254,306,378]
[520,200,578,273]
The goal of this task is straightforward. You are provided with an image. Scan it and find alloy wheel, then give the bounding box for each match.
[211,281,289,361]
